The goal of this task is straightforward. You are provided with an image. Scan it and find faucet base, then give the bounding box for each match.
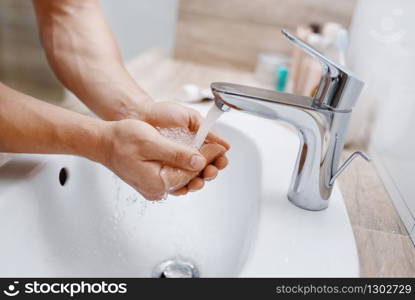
[288,193,329,211]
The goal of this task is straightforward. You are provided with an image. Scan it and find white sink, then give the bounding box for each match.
[0,105,358,277]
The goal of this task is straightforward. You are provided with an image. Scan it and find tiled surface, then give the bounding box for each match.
[353,226,415,277]
[339,150,408,235]
[339,149,415,277]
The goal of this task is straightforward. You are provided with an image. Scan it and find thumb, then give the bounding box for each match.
[152,135,206,171]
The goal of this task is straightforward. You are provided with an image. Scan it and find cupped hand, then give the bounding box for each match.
[99,119,226,200]
[140,101,230,192]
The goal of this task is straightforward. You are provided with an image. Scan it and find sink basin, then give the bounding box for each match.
[0,104,358,277]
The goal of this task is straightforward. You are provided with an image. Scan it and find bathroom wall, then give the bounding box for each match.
[347,0,415,243]
[174,0,357,70]
[100,0,178,61]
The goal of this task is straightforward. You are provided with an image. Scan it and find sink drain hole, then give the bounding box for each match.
[59,167,69,186]
[153,259,199,278]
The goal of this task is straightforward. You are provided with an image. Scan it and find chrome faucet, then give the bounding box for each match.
[212,30,370,211]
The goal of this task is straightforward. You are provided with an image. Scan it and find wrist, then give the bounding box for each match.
[110,97,153,121]
[75,118,113,165]
[98,80,154,121]
[70,76,154,122]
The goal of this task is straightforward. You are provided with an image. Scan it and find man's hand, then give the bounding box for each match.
[99,119,226,200]
[138,101,230,195]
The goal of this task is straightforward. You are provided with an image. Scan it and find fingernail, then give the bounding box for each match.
[190,155,205,169]
[205,175,217,181]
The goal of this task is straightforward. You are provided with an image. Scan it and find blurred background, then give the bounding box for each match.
[1,0,415,264]
[0,0,356,99]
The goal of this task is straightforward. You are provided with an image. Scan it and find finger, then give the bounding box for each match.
[161,143,226,192]
[199,143,226,165]
[152,135,206,172]
[133,163,168,201]
[170,186,188,196]
[188,109,203,132]
[206,131,230,150]
[188,177,205,191]
[203,165,218,181]
[214,155,228,170]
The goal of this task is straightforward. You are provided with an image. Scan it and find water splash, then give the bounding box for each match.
[158,127,197,148]
[157,127,196,200]
[157,103,224,150]
[156,104,225,200]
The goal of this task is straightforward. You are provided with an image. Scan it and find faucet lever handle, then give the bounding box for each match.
[281,29,347,77]
[329,151,371,186]
[281,29,364,111]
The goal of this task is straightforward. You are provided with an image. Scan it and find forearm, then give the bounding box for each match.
[0,82,107,162]
[32,0,152,121]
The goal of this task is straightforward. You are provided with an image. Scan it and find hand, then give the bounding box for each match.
[98,119,226,200]
[139,101,230,195]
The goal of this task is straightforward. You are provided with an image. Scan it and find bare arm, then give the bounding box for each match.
[32,0,150,121]
[0,82,105,160]
[0,82,218,200]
